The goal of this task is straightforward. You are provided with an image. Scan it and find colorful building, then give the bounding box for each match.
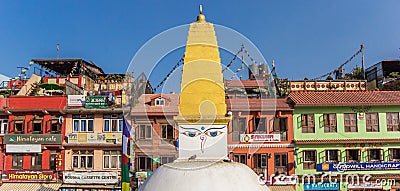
[130,93,179,188]
[1,95,66,190]
[225,79,296,190]
[289,91,400,191]
[61,76,125,191]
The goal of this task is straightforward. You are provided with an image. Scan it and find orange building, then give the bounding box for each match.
[225,79,295,189]
[130,94,179,187]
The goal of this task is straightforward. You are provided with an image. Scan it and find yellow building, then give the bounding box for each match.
[61,76,125,191]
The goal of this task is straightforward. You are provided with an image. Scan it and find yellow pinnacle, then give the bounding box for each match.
[176,7,230,124]
[197,5,206,23]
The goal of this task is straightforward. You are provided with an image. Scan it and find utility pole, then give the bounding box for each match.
[361,44,365,80]
[56,44,60,59]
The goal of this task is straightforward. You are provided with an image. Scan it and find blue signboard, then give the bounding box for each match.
[317,162,400,172]
[304,182,340,190]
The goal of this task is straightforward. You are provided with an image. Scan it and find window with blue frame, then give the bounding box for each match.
[72,115,94,132]
[103,114,123,132]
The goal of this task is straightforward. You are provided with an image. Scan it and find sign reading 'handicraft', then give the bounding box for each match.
[317,162,400,172]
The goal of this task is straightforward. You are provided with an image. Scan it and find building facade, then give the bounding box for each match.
[1,96,66,190]
[131,94,179,188]
[225,79,296,190]
[289,91,400,191]
[61,79,125,191]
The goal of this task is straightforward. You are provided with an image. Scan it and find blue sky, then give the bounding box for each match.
[0,0,399,83]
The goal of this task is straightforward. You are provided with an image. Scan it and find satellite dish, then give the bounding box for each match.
[58,116,64,124]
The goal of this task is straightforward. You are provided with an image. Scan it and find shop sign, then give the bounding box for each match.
[317,162,400,172]
[304,182,340,190]
[6,144,41,153]
[2,171,56,182]
[67,95,85,106]
[63,171,118,184]
[4,134,62,144]
[67,133,122,144]
[135,172,153,179]
[240,134,280,142]
[85,96,108,108]
[347,182,382,189]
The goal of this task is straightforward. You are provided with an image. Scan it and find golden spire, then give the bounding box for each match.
[197,4,206,23]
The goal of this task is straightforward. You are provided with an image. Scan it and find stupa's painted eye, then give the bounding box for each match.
[205,131,223,137]
[182,131,201,137]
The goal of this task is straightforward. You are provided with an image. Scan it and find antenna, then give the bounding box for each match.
[56,44,60,59]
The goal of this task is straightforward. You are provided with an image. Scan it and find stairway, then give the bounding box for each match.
[17,74,42,96]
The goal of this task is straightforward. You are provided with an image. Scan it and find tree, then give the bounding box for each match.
[345,66,364,80]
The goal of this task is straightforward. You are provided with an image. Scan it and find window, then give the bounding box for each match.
[369,149,383,162]
[72,150,94,169]
[32,119,42,134]
[31,153,42,170]
[160,156,175,165]
[14,121,24,134]
[254,117,266,133]
[346,149,360,162]
[323,114,337,133]
[139,124,152,139]
[303,150,316,170]
[0,119,8,134]
[273,117,288,141]
[103,150,121,169]
[389,148,400,161]
[103,114,123,132]
[232,117,246,142]
[254,154,268,168]
[49,151,60,171]
[387,112,400,131]
[137,156,152,171]
[155,98,165,106]
[12,154,23,169]
[301,114,315,133]
[274,153,288,174]
[51,119,61,134]
[233,154,247,164]
[344,113,358,132]
[161,125,174,140]
[366,113,379,132]
[73,115,94,132]
[325,150,339,162]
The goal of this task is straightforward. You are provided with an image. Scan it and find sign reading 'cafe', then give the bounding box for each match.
[4,134,62,144]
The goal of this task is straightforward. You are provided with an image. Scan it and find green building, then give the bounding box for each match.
[289,91,400,191]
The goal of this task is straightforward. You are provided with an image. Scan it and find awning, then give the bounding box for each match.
[268,185,296,191]
[60,184,120,189]
[0,183,61,191]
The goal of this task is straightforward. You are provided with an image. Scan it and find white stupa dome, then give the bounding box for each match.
[138,160,268,191]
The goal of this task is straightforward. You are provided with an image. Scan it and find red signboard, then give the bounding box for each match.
[2,171,57,182]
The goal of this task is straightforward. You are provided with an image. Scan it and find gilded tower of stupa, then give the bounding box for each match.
[138,6,268,191]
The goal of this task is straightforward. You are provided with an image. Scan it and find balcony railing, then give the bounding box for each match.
[274,166,288,175]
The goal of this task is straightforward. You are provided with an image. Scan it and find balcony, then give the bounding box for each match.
[274,166,288,175]
[253,167,267,175]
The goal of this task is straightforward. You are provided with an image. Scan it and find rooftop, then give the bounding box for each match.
[288,91,400,106]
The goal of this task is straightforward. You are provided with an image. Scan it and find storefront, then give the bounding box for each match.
[0,170,61,191]
[61,171,120,191]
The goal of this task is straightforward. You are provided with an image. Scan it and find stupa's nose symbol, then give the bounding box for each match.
[180,126,225,153]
